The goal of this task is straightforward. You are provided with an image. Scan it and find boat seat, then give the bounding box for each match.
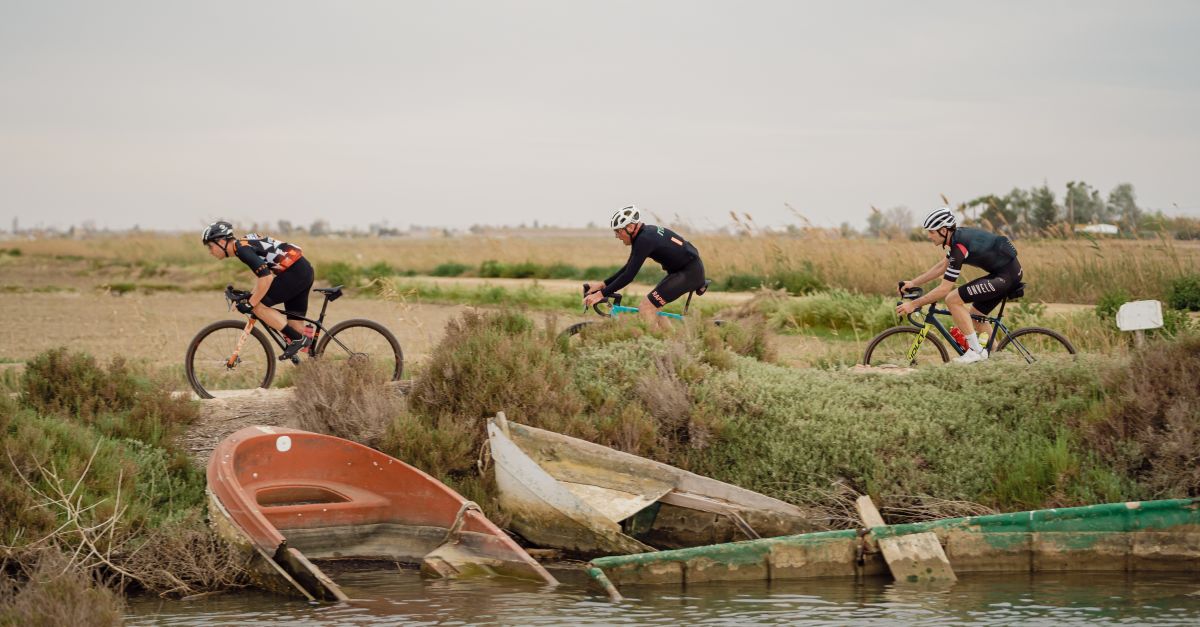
[248,479,392,527]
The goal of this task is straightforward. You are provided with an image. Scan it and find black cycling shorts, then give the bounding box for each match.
[261,257,314,320]
[957,259,1022,315]
[647,258,706,309]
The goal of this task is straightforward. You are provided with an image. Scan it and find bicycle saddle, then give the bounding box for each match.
[696,279,712,296]
[314,285,343,301]
[1009,282,1026,300]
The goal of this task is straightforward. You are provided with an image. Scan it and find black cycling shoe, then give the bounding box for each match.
[279,336,312,361]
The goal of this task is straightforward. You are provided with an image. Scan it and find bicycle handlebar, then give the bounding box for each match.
[581,283,620,317]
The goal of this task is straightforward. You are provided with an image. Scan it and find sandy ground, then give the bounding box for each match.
[0,291,482,369]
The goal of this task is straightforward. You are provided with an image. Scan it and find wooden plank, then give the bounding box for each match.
[855,495,956,584]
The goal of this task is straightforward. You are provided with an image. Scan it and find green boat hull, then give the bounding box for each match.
[588,498,1200,591]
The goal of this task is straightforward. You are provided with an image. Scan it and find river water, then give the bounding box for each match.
[127,565,1200,626]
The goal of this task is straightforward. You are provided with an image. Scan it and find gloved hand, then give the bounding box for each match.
[236,300,255,315]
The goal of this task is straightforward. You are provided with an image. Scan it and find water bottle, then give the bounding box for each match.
[949,327,969,350]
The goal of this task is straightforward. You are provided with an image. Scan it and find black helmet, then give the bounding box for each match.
[202,220,234,244]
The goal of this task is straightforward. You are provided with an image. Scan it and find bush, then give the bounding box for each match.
[1166,274,1200,311]
[20,350,197,449]
[287,359,401,445]
[768,266,826,295]
[764,290,895,336]
[430,262,469,277]
[409,311,582,423]
[1089,334,1200,497]
[20,349,139,420]
[0,549,125,627]
[319,261,359,287]
[1094,288,1130,320]
[363,261,396,281]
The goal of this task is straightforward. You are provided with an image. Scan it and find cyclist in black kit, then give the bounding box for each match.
[583,205,706,327]
[896,207,1023,364]
[202,220,315,360]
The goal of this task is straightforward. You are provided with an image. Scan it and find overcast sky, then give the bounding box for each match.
[2,0,1198,232]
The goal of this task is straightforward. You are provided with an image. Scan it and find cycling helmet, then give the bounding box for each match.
[609,205,643,230]
[921,207,957,231]
[202,220,234,244]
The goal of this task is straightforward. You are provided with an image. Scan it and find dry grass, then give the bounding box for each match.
[0,549,124,627]
[8,232,1200,304]
[286,359,403,446]
[1089,333,1200,497]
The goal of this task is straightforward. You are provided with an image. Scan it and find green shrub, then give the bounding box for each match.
[545,263,580,279]
[364,261,396,281]
[768,266,826,295]
[319,261,359,287]
[408,310,582,424]
[719,274,767,292]
[430,262,469,277]
[477,260,501,278]
[20,349,139,420]
[1166,273,1200,311]
[1094,288,1130,320]
[764,290,895,336]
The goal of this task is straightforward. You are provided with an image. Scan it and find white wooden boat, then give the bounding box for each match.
[487,413,817,556]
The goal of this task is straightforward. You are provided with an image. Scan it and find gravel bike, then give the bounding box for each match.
[559,281,716,340]
[862,282,1076,367]
[185,285,403,398]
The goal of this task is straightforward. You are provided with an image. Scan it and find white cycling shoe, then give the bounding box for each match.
[953,348,989,364]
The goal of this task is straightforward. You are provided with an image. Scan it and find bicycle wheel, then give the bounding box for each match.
[993,327,1077,363]
[556,321,594,348]
[314,319,403,381]
[185,319,277,399]
[862,326,951,367]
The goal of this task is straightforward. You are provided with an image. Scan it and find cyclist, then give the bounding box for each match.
[202,221,315,359]
[583,205,706,327]
[896,207,1022,364]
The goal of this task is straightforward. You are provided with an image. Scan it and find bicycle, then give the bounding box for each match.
[861,281,1076,367]
[559,280,717,340]
[185,284,403,399]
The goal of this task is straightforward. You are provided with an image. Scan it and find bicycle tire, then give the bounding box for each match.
[862,326,951,367]
[314,318,404,382]
[185,319,277,399]
[993,327,1077,363]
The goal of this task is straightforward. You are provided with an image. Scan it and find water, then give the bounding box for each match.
[127,566,1200,626]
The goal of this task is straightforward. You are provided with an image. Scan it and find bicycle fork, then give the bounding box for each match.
[226,318,257,369]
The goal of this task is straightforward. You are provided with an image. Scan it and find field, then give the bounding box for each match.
[2,231,1198,616]
[3,230,1199,303]
[1,231,1197,380]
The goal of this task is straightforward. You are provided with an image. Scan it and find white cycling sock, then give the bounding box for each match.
[965,332,983,352]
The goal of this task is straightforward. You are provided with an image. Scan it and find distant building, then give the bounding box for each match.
[1076,223,1119,235]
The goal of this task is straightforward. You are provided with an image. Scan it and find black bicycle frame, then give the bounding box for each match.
[906,296,1015,357]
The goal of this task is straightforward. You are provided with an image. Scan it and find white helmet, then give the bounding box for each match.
[609,205,643,230]
[922,207,957,231]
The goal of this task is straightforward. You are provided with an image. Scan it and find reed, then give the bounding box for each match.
[9,231,1200,304]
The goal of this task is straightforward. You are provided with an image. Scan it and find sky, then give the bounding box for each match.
[2,0,1198,232]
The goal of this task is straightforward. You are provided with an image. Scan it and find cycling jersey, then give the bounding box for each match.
[235,234,304,278]
[943,227,1018,282]
[602,225,701,298]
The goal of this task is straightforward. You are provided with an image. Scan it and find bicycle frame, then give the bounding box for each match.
[902,295,1039,363]
[226,288,346,365]
[587,287,700,322]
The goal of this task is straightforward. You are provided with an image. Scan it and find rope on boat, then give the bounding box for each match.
[442,500,481,544]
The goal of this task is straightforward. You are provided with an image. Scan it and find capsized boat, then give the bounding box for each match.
[586,497,1200,599]
[487,413,818,556]
[207,425,557,600]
